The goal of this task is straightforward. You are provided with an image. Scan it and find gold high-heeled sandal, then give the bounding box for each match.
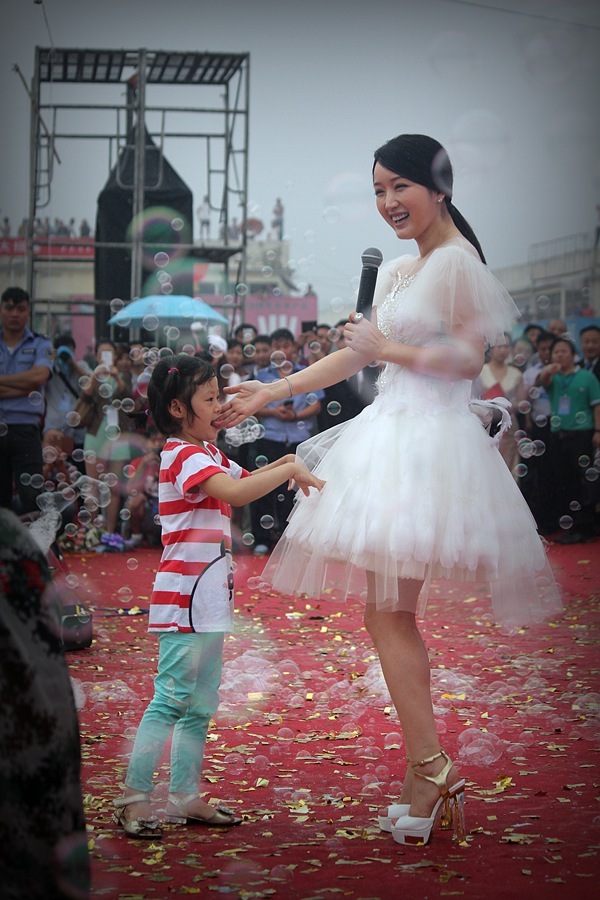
[390,749,465,846]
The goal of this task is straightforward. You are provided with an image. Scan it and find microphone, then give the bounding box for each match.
[355,247,383,321]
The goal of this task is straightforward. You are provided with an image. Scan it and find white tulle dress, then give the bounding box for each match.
[261,238,562,630]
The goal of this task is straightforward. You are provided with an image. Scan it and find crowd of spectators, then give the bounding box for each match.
[472,319,600,544]
[1,286,598,550]
[1,217,93,239]
[0,298,379,554]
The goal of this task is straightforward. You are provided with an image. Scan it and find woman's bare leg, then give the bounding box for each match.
[365,576,460,819]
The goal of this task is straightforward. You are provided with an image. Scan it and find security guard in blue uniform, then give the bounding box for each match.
[0,286,53,513]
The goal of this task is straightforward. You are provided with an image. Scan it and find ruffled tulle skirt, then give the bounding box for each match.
[261,386,562,630]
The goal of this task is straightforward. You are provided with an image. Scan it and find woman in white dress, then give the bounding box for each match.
[216,134,562,847]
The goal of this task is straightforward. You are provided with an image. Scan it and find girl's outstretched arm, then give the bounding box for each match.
[202,461,325,507]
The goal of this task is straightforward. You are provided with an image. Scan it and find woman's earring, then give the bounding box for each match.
[437,196,444,203]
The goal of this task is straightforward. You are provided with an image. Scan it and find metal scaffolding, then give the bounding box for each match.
[26,46,250,333]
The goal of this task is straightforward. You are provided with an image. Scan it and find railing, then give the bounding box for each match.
[528,232,596,282]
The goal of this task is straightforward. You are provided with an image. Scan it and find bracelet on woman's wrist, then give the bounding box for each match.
[283,375,294,397]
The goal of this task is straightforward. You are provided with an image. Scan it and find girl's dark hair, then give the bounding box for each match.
[148,353,216,436]
[373,133,486,264]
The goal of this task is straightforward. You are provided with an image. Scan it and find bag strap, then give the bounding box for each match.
[56,366,80,400]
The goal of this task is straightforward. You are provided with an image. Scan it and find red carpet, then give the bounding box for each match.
[62,539,600,899]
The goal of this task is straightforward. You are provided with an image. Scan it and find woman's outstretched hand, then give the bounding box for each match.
[213,380,270,428]
[343,312,384,359]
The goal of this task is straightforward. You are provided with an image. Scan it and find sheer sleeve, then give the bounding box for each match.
[414,243,520,344]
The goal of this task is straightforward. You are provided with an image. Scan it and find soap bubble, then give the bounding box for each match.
[142,314,159,331]
[447,110,510,193]
[65,411,81,427]
[28,391,43,406]
[98,382,113,399]
[327,400,342,416]
[383,731,402,749]
[322,206,340,224]
[523,26,582,85]
[324,171,371,224]
[260,515,275,530]
[270,350,286,368]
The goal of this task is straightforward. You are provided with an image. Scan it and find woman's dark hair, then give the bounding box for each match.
[373,133,486,264]
[148,353,216,436]
[549,336,576,357]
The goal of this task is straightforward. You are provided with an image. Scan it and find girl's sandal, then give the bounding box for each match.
[113,792,163,839]
[165,793,242,826]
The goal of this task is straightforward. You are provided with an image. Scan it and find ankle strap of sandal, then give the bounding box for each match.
[410,749,453,792]
[114,791,151,808]
[167,793,197,808]
[411,749,446,768]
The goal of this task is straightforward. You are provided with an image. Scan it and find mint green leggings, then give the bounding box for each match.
[125,631,224,795]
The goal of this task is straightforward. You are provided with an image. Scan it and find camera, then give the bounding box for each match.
[56,345,73,363]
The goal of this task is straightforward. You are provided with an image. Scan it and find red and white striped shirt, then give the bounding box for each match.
[149,439,249,633]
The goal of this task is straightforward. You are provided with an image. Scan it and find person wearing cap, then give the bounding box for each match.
[0,286,52,513]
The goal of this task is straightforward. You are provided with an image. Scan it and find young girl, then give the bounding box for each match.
[114,354,324,838]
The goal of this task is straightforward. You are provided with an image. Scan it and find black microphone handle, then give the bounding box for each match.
[355,265,379,321]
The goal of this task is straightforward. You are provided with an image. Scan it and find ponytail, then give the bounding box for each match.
[446,201,486,264]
